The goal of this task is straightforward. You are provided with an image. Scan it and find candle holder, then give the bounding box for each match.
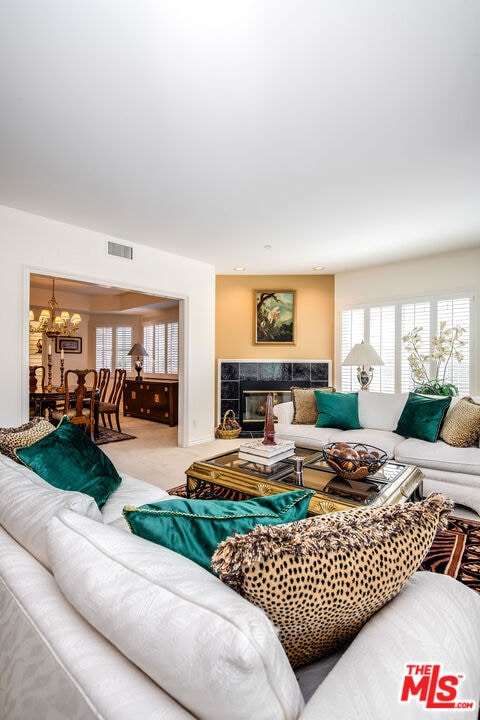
[57,358,65,393]
[292,455,304,486]
[46,354,53,392]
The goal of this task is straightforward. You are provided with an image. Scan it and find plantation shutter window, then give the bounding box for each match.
[167,322,179,374]
[115,327,133,370]
[95,326,133,372]
[143,321,178,376]
[143,326,154,374]
[341,309,365,392]
[154,324,166,374]
[95,327,113,371]
[340,294,472,395]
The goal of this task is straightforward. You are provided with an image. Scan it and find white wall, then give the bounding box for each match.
[1,204,216,447]
[335,245,480,393]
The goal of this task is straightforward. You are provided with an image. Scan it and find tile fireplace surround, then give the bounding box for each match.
[218,359,332,435]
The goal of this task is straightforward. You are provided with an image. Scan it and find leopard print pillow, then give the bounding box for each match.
[0,417,55,462]
[440,397,480,447]
[212,494,453,668]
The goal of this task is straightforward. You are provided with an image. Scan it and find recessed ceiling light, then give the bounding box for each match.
[233,266,246,272]
[264,244,272,250]
[312,265,325,271]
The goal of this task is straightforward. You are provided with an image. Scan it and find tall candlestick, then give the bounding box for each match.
[46,352,53,392]
[60,348,64,360]
[58,358,65,392]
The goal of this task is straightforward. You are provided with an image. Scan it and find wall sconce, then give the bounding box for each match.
[342,341,384,391]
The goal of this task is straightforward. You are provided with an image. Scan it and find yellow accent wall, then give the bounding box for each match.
[216,275,335,361]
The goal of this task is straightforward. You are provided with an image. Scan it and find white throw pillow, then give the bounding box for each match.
[0,453,102,569]
[358,392,408,431]
[47,510,304,720]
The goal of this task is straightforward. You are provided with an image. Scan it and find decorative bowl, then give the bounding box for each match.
[322,442,387,480]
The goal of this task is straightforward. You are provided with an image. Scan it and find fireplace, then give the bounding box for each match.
[218,360,331,436]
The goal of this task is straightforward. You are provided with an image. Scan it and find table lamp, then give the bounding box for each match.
[128,343,148,381]
[342,341,384,391]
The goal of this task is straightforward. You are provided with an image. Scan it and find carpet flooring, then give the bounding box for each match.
[94,427,136,445]
[167,482,480,595]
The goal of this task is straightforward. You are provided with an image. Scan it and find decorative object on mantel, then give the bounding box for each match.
[342,340,384,391]
[402,322,466,397]
[215,409,242,439]
[128,343,149,381]
[263,392,276,445]
[29,277,82,337]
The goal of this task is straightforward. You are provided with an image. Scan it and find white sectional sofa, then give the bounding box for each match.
[1,450,480,719]
[274,391,480,516]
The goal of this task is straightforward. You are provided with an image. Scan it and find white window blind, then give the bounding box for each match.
[370,305,395,393]
[95,325,133,372]
[115,327,133,370]
[437,297,470,395]
[155,325,166,373]
[143,321,179,376]
[143,326,154,373]
[340,294,472,395]
[341,308,365,391]
[400,302,430,392]
[167,322,179,374]
[95,327,113,370]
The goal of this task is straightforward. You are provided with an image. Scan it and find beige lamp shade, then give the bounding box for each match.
[342,341,384,368]
[342,341,384,391]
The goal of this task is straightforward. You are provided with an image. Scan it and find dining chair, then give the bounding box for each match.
[98,368,111,403]
[51,369,98,441]
[99,368,127,433]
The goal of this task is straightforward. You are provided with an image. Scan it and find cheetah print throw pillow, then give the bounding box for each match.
[0,417,55,462]
[212,494,453,668]
[440,397,480,447]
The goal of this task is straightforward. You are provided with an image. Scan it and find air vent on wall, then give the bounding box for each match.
[107,241,133,260]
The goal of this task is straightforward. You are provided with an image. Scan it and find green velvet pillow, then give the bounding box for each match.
[314,391,362,430]
[123,489,315,572]
[395,392,452,442]
[15,416,121,509]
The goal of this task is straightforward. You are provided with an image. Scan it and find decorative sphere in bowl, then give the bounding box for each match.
[322,442,387,479]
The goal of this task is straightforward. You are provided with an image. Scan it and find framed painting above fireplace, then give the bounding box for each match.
[254,290,295,345]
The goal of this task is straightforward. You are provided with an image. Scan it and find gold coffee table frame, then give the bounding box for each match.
[185,446,424,516]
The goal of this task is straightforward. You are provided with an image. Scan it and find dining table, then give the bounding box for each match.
[29,387,100,437]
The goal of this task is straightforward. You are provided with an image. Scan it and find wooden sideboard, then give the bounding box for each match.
[123,379,178,427]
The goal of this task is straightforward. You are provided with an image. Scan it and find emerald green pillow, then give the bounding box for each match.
[314,391,362,430]
[15,416,121,509]
[395,393,452,442]
[123,489,315,572]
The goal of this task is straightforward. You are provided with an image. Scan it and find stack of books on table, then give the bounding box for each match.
[238,439,295,466]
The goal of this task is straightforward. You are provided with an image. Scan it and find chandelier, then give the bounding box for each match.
[29,277,82,338]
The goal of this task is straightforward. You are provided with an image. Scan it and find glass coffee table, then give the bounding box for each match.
[185,446,424,515]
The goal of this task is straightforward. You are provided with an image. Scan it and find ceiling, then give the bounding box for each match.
[1,1,480,275]
[30,273,178,313]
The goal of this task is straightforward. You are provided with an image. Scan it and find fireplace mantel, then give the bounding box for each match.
[218,359,331,435]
